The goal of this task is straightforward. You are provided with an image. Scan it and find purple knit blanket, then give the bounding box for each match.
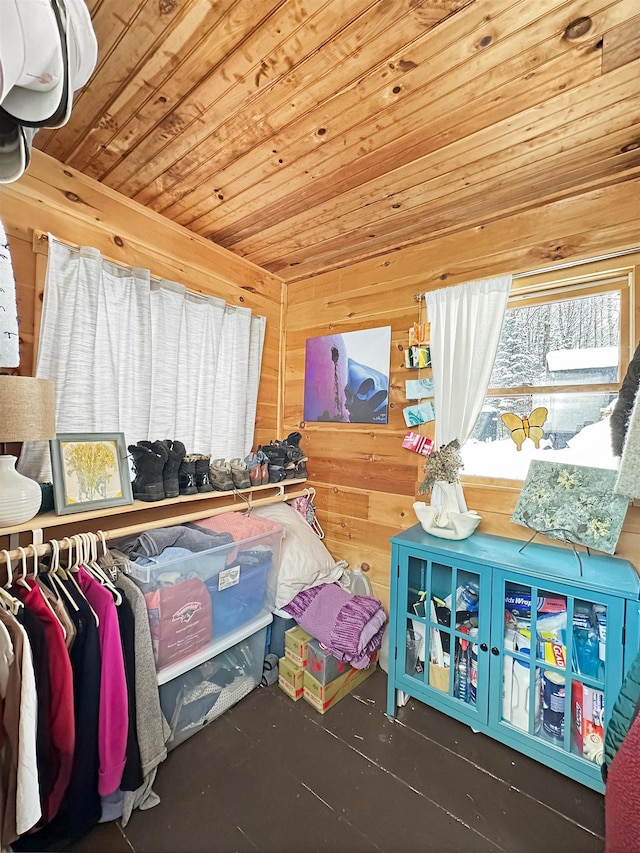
[283,583,386,669]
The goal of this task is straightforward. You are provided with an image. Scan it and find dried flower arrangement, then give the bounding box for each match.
[418,438,463,494]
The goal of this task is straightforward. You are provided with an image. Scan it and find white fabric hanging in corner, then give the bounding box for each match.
[426,274,512,512]
[0,220,19,367]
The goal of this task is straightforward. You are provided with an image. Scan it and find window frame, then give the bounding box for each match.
[460,254,637,490]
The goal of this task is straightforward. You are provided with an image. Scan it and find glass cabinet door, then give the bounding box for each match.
[397,551,490,720]
[492,571,623,774]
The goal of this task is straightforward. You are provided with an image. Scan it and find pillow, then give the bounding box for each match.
[250,502,345,608]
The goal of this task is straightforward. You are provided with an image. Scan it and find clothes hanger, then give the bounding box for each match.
[22,543,68,639]
[14,547,31,589]
[81,532,122,606]
[0,550,24,615]
[64,536,99,627]
[46,539,79,613]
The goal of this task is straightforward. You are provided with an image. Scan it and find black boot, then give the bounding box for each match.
[129,442,168,502]
[195,454,214,493]
[159,439,186,499]
[178,455,198,495]
[285,432,302,449]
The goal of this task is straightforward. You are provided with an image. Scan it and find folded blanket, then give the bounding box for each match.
[283,583,386,669]
[116,525,234,559]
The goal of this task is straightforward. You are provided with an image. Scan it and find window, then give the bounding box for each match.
[460,263,633,483]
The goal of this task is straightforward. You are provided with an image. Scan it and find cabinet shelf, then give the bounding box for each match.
[387,524,640,793]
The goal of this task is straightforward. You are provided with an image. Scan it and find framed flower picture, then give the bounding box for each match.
[50,432,133,515]
[511,460,628,554]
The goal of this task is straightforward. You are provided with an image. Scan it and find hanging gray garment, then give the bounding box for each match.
[115,570,171,826]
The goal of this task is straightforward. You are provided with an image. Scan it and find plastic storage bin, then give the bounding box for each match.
[125,520,283,674]
[158,614,271,749]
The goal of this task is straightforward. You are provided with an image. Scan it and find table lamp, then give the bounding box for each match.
[0,375,56,527]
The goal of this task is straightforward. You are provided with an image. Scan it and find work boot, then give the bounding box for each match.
[178,455,198,495]
[129,442,168,502]
[158,439,186,499]
[210,459,234,491]
[229,457,251,490]
[244,452,262,487]
[195,455,214,493]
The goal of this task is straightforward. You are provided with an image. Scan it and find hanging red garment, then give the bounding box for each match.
[13,581,74,823]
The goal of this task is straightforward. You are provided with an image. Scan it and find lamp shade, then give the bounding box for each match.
[0,375,56,527]
[0,375,56,442]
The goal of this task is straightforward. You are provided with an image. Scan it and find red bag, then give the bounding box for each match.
[145,577,213,670]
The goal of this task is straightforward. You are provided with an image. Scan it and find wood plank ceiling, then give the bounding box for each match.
[34,0,640,283]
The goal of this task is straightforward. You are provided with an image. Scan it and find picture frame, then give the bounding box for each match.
[49,432,133,515]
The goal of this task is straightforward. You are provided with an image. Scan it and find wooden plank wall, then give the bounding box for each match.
[285,177,640,610]
[0,151,283,449]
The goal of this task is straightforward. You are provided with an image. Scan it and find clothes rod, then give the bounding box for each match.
[0,488,309,565]
[412,246,640,300]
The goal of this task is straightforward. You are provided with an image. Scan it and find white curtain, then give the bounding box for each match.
[0,220,19,368]
[425,275,512,510]
[19,236,265,480]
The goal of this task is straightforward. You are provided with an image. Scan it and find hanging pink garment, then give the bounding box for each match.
[77,568,128,797]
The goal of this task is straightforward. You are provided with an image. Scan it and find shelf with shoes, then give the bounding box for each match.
[0,477,309,548]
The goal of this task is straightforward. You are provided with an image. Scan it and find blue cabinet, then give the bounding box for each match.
[386,524,640,793]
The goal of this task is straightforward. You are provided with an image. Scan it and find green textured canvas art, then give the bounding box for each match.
[511,460,629,554]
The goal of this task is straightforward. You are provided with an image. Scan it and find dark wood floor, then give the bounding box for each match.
[68,669,605,853]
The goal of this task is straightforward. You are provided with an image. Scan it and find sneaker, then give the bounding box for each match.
[209,459,234,491]
[229,458,251,490]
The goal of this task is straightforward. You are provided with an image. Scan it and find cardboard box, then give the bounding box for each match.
[278,655,304,701]
[284,625,313,668]
[306,638,350,685]
[303,655,378,714]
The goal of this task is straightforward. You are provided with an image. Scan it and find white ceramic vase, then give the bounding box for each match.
[0,455,42,527]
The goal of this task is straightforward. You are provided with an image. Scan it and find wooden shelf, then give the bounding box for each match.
[0,479,309,547]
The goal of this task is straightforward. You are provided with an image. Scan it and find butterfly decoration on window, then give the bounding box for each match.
[501,407,548,451]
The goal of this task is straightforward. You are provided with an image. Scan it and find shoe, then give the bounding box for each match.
[268,464,287,484]
[210,459,234,491]
[258,442,288,467]
[195,454,214,493]
[293,459,308,479]
[257,450,270,485]
[229,458,251,490]
[178,455,198,495]
[285,432,302,448]
[129,442,168,502]
[158,439,186,498]
[244,452,263,487]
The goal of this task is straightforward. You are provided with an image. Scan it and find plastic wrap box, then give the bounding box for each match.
[158,614,271,750]
[126,522,283,672]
